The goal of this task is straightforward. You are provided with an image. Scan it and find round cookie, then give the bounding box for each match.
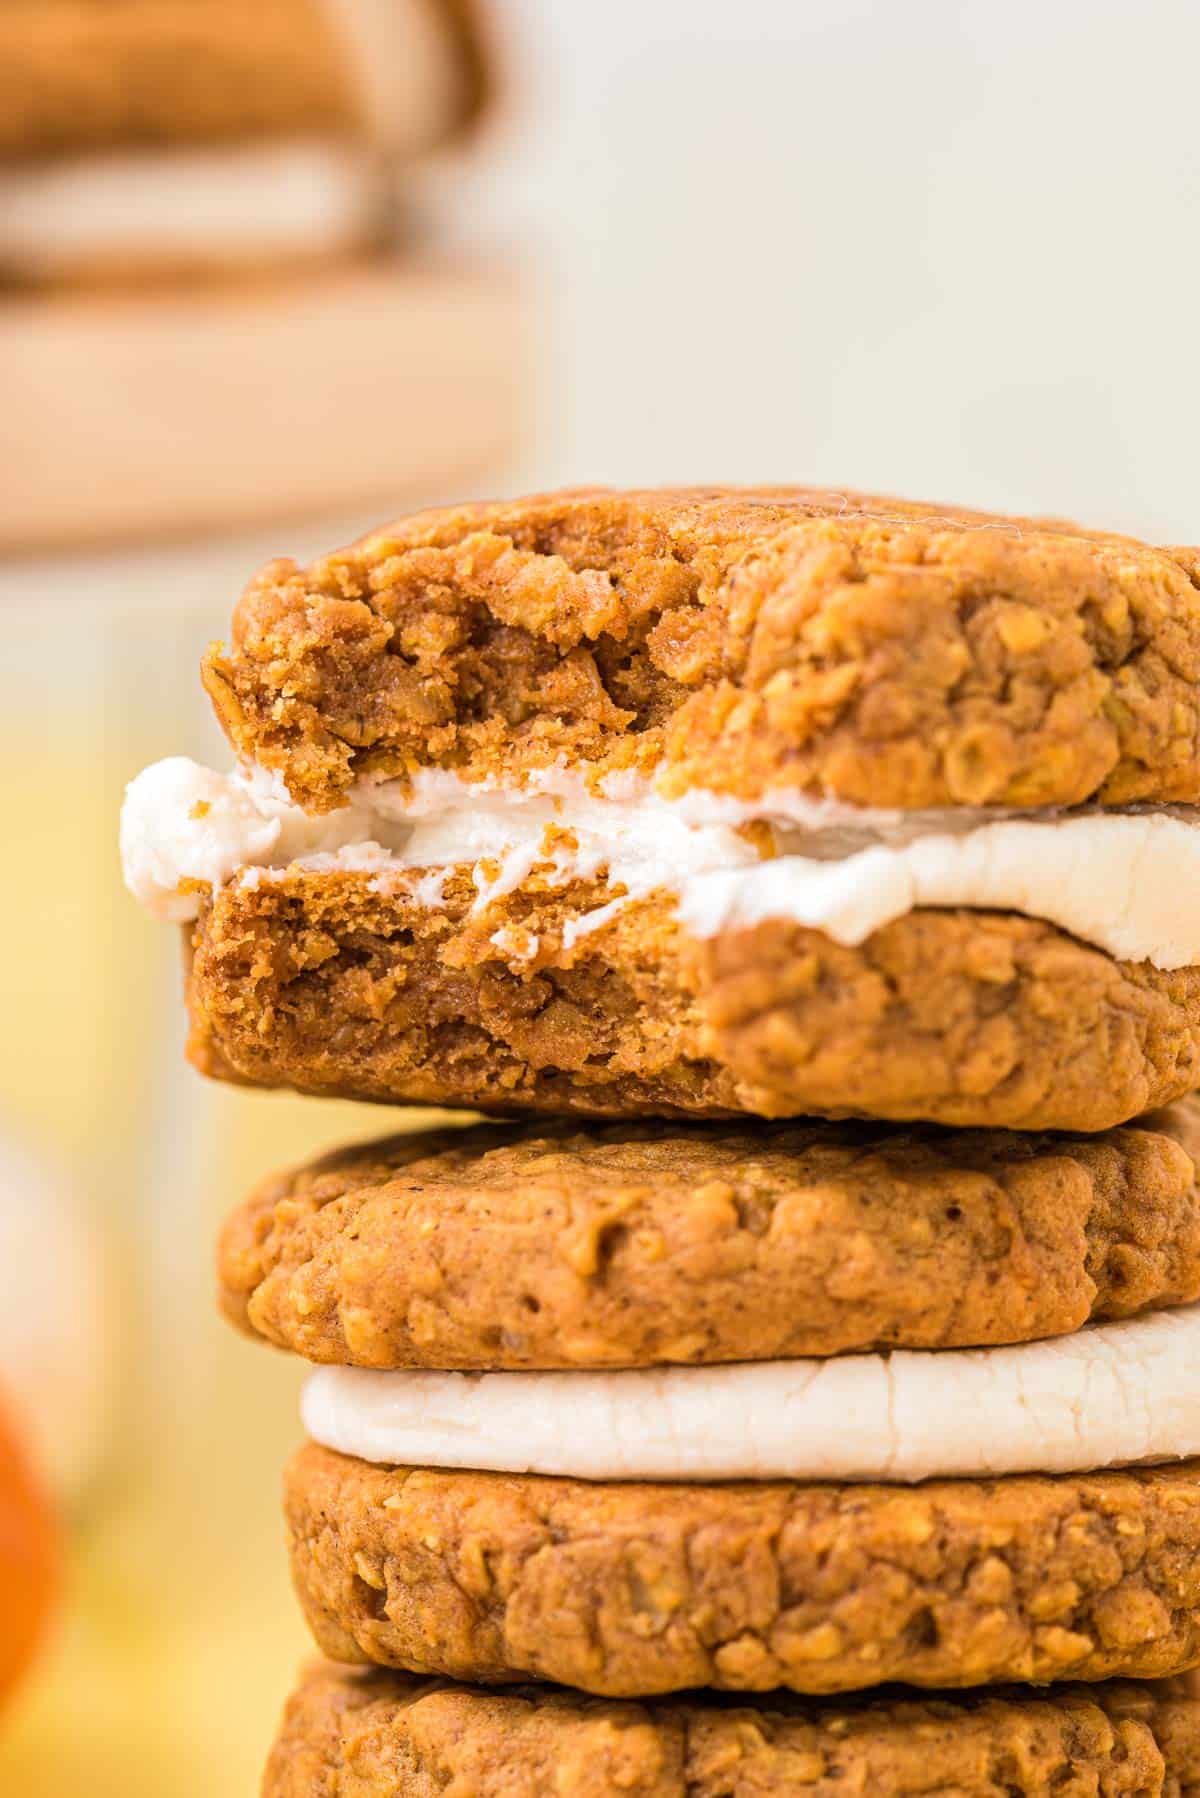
[286,1445,1200,1698]
[202,486,1200,815]
[264,1662,1200,1797]
[188,868,1200,1131]
[220,1107,1200,1369]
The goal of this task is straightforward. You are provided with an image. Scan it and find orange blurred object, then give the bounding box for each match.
[0,1396,58,1712]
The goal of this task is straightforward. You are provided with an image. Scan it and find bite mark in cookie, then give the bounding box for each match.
[201,487,1200,813]
[185,869,1200,1130]
[121,487,1200,1127]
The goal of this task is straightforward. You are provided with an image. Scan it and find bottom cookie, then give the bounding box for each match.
[285,1446,1200,1697]
[264,1663,1200,1797]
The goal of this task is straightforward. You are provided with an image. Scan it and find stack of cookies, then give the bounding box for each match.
[0,0,485,288]
[0,0,514,553]
[123,488,1200,1794]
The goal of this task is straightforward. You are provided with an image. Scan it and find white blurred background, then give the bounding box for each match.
[1,2,1198,1791]
[500,0,1200,535]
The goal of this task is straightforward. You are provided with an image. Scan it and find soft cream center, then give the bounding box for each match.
[119,757,1200,969]
[301,1304,1200,1483]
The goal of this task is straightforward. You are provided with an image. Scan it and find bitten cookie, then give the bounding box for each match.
[186,873,1200,1131]
[123,486,1200,1128]
[202,487,1200,813]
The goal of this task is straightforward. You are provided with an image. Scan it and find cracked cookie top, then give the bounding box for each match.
[201,486,1200,813]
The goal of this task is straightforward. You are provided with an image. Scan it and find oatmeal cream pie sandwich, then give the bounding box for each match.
[122,486,1200,1129]
[223,1111,1200,1697]
[263,1662,1200,1797]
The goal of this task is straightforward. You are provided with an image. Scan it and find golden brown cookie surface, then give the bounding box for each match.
[202,486,1200,813]
[263,1662,1200,1797]
[220,1105,1200,1368]
[286,1446,1200,1698]
[188,869,1200,1131]
[0,1,359,158]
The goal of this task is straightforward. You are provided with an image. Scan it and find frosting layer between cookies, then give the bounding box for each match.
[122,755,1200,968]
[301,1302,1200,1483]
[0,140,380,275]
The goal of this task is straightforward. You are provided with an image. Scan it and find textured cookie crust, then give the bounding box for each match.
[263,1663,1200,1797]
[0,1,359,158]
[286,1446,1200,1697]
[220,1105,1200,1368]
[201,486,1200,814]
[187,868,1200,1130]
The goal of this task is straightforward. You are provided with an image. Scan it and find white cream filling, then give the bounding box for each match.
[301,1303,1200,1483]
[0,141,381,270]
[120,755,1200,968]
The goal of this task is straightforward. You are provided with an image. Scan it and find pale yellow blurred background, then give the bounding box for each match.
[0,530,467,1795]
[3,1,1200,1792]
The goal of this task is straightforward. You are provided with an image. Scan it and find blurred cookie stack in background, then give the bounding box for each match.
[0,0,520,546]
[0,6,523,1792]
[121,486,1200,1793]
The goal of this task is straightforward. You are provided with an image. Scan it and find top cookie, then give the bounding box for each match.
[202,486,1200,814]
